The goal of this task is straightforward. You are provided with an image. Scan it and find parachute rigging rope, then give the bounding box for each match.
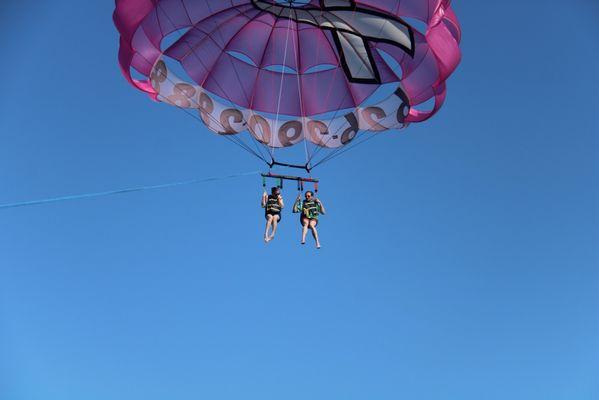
[272,10,295,162]
[307,3,399,166]
[312,130,379,169]
[0,170,260,210]
[289,13,311,171]
[172,3,272,164]
[146,4,272,167]
[135,50,268,166]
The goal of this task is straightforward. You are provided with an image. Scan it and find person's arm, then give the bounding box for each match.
[316,198,326,215]
[261,192,267,208]
[278,195,284,209]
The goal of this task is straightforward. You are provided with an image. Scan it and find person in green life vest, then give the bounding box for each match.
[293,190,326,249]
[261,186,284,243]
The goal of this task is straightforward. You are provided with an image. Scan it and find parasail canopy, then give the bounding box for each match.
[114,0,461,170]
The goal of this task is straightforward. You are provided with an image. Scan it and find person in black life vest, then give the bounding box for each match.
[261,186,284,242]
[293,190,326,249]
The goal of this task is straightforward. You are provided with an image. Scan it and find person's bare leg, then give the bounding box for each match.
[270,215,280,240]
[309,220,321,248]
[264,215,273,242]
[301,218,309,244]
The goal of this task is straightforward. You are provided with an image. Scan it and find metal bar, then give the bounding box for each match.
[261,172,319,183]
[269,160,311,172]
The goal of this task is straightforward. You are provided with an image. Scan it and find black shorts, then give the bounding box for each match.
[265,212,281,222]
[300,215,318,227]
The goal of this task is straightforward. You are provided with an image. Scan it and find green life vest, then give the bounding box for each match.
[266,195,281,214]
[302,199,320,219]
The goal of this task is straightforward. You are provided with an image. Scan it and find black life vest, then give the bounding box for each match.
[266,195,281,214]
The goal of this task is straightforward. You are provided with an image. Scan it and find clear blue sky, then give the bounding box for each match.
[1,1,598,399]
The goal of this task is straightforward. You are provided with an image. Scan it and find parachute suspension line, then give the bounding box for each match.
[152,3,271,166]
[173,8,269,163]
[246,11,280,167]
[304,4,362,165]
[138,59,268,165]
[271,10,295,162]
[289,9,311,171]
[313,102,407,168]
[311,122,371,168]
[288,4,352,174]
[310,0,399,157]
[140,47,268,164]
[145,69,263,162]
[145,72,263,162]
[0,170,261,211]
[132,34,268,166]
[308,3,400,166]
[313,91,407,168]
[301,5,329,174]
[193,106,265,163]
[312,130,379,169]
[277,0,364,170]
[188,2,271,165]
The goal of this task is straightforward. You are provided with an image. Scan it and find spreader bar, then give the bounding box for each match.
[261,172,319,183]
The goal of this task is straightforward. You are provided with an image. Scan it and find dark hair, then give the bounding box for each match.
[305,191,313,197]
[271,187,280,195]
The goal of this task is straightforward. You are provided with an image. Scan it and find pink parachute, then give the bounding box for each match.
[114,0,461,170]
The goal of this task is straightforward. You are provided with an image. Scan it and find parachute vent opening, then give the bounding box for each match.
[159,28,208,90]
[376,48,403,80]
[227,51,258,67]
[304,64,337,74]
[160,28,189,52]
[274,0,311,6]
[159,56,198,90]
[402,17,428,35]
[264,65,298,74]
[361,83,403,107]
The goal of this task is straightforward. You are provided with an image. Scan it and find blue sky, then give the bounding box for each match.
[0,1,598,399]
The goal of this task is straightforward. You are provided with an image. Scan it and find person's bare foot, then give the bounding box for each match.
[269,235,275,241]
[264,236,271,243]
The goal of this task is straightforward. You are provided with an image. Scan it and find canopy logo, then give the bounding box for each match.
[251,0,415,84]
